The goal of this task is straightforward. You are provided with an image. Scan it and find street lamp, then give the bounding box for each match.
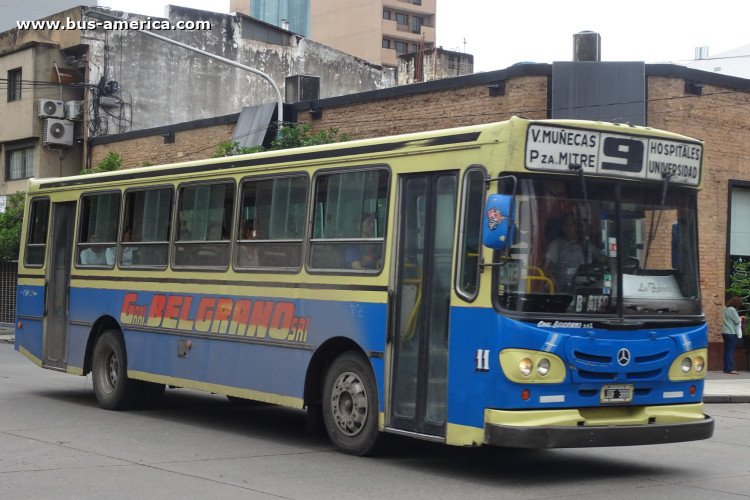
[84,9,284,127]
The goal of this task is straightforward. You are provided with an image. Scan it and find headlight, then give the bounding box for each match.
[537,358,550,376]
[693,356,705,373]
[519,358,533,376]
[681,357,692,373]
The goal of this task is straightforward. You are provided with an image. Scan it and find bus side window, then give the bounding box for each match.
[121,188,173,268]
[174,182,235,269]
[457,169,485,300]
[77,192,120,268]
[235,175,307,271]
[25,198,50,267]
[309,168,389,272]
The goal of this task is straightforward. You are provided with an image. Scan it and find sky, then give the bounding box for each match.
[104,0,750,72]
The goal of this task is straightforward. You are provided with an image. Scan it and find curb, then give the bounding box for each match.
[704,395,750,404]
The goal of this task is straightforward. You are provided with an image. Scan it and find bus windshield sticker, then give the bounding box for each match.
[525,125,702,186]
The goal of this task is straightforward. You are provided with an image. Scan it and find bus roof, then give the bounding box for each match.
[26,117,703,194]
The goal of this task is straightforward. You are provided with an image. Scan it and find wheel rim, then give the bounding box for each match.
[97,348,118,395]
[330,371,368,437]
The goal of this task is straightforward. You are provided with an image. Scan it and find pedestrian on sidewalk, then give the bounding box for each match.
[722,296,743,374]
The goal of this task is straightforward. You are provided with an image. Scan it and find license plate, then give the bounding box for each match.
[600,384,633,403]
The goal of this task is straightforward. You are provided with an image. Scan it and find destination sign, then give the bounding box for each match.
[525,125,702,186]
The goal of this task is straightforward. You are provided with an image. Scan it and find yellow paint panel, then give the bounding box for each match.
[127,370,304,409]
[499,349,567,384]
[66,366,84,376]
[19,346,42,367]
[445,423,484,447]
[668,349,708,380]
[486,402,705,428]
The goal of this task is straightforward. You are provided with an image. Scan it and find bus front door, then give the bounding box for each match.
[390,172,457,437]
[43,202,76,370]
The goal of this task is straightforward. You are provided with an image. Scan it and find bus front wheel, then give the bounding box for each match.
[322,351,383,456]
[92,330,142,410]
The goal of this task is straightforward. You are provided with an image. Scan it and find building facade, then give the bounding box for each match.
[310,0,436,68]
[0,5,395,198]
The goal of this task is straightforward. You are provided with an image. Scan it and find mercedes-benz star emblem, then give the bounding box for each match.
[617,348,631,366]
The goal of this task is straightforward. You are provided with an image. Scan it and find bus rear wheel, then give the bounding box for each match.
[92,330,142,410]
[322,351,383,456]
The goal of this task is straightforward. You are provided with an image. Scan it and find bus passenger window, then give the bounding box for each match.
[235,175,307,271]
[309,169,389,272]
[174,182,234,269]
[121,188,172,268]
[25,198,50,267]
[77,192,120,267]
[457,169,485,299]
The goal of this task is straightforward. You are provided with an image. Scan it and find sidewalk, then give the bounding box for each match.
[703,370,750,403]
[0,323,14,344]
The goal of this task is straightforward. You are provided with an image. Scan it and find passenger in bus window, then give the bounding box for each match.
[121,228,133,266]
[541,212,604,292]
[80,235,115,266]
[238,219,259,267]
[347,214,382,270]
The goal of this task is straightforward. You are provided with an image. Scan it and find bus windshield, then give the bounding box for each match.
[495,177,701,317]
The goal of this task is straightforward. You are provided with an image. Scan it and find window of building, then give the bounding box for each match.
[413,0,422,5]
[395,42,408,54]
[77,192,120,267]
[5,146,34,180]
[395,13,408,25]
[121,187,173,268]
[457,169,486,300]
[412,16,423,34]
[25,198,50,267]
[310,169,389,272]
[7,68,21,102]
[236,175,308,271]
[383,10,391,20]
[174,182,235,269]
[382,39,391,49]
[412,44,419,52]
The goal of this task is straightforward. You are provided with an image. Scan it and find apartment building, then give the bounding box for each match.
[310,0,436,68]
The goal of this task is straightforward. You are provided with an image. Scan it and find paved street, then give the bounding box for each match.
[1,342,749,500]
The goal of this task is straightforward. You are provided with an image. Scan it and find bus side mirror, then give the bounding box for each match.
[482,194,515,251]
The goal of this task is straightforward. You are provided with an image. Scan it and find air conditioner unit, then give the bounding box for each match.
[43,118,74,146]
[65,100,84,121]
[38,99,65,118]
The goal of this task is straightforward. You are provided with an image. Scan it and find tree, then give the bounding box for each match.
[0,191,26,262]
[727,260,750,312]
[80,151,124,175]
[211,124,349,158]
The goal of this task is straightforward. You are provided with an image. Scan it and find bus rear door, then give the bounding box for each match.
[43,201,76,370]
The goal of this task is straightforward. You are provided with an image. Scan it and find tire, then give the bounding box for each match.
[92,330,142,410]
[136,382,166,409]
[322,351,383,456]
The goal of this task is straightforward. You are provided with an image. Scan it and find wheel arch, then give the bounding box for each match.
[82,315,123,375]
[304,336,369,408]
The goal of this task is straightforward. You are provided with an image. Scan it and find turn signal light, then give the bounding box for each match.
[521,389,530,401]
[17,322,22,329]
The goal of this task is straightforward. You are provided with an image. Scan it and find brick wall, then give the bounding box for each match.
[90,123,236,170]
[648,76,750,341]
[298,75,548,139]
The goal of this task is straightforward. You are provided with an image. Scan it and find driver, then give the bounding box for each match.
[541,212,606,293]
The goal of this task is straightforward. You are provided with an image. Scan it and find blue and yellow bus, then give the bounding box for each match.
[15,117,713,455]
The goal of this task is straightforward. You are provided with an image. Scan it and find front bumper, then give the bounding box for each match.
[484,403,714,448]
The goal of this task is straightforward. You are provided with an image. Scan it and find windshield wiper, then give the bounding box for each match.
[569,163,593,282]
[642,172,672,271]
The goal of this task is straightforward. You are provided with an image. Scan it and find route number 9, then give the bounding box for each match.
[601,137,644,173]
